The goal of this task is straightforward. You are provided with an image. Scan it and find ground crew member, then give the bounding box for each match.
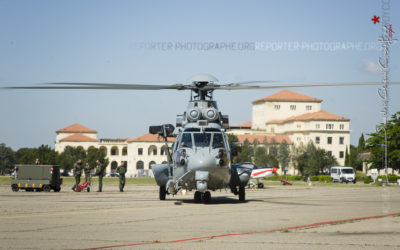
[84,162,91,183]
[72,159,82,191]
[116,161,126,192]
[95,160,106,192]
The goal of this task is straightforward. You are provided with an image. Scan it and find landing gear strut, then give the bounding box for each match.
[159,186,166,200]
[239,186,245,202]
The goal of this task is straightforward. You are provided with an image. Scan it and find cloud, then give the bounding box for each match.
[362,59,381,74]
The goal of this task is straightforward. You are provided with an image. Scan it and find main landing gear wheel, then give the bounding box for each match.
[239,186,245,202]
[194,191,202,203]
[203,191,211,204]
[159,186,166,200]
[257,182,264,188]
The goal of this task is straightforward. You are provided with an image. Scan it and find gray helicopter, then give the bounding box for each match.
[5,74,400,203]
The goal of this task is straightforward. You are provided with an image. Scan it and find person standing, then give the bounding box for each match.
[116,161,126,192]
[84,162,91,183]
[35,158,40,165]
[95,160,106,192]
[72,159,82,191]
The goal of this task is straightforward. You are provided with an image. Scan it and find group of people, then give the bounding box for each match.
[71,160,126,192]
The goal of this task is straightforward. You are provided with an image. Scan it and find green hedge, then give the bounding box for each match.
[318,175,332,183]
[377,174,400,183]
[364,176,372,184]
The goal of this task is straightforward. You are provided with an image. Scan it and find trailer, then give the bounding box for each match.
[11,165,63,192]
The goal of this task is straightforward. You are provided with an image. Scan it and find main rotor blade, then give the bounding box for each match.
[215,82,400,90]
[4,82,187,90]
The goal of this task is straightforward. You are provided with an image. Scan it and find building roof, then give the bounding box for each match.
[56,123,97,134]
[127,133,176,143]
[252,90,322,104]
[235,121,252,127]
[60,133,98,142]
[235,134,292,144]
[267,110,350,124]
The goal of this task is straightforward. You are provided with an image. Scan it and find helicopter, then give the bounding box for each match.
[4,74,400,203]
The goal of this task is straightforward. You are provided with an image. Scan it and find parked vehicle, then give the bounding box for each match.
[330,166,356,184]
[11,165,63,192]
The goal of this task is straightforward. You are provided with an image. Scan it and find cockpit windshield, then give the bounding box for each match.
[212,133,225,148]
[180,133,193,148]
[179,132,225,149]
[194,133,211,147]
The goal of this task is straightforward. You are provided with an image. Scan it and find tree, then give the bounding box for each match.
[366,111,400,173]
[86,147,109,168]
[15,147,37,164]
[234,139,253,163]
[14,145,57,164]
[344,146,350,166]
[278,140,290,170]
[0,143,15,175]
[57,146,86,171]
[295,142,338,176]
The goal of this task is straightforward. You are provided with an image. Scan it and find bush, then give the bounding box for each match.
[318,175,332,183]
[356,171,366,182]
[263,175,279,181]
[364,176,372,184]
[377,174,400,183]
[287,175,302,181]
[310,176,318,181]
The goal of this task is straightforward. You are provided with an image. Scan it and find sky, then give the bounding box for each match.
[0,0,399,150]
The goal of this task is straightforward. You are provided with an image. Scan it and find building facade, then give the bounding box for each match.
[54,124,174,177]
[229,90,350,167]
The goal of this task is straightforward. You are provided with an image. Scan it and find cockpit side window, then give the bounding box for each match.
[193,133,211,147]
[180,133,193,148]
[212,133,225,148]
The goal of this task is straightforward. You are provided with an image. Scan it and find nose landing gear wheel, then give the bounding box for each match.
[194,191,202,203]
[203,191,211,204]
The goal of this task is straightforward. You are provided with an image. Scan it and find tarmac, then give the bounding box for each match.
[0,183,399,250]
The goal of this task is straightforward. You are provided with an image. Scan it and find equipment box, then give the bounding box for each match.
[11,165,63,192]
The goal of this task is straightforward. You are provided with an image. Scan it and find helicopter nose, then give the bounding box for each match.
[273,168,278,173]
[191,155,219,170]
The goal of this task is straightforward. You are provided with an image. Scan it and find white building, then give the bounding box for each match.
[54,124,174,177]
[229,90,350,167]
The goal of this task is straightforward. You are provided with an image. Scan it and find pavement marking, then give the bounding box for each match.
[87,212,400,249]
[0,205,170,220]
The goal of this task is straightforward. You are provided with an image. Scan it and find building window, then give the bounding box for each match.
[149,161,156,169]
[122,147,128,156]
[271,127,275,133]
[297,137,301,142]
[339,137,344,145]
[111,146,119,156]
[316,137,320,144]
[339,151,344,158]
[327,151,332,157]
[297,124,301,129]
[136,161,144,170]
[138,148,143,155]
[326,124,334,130]
[290,105,296,110]
[327,137,332,144]
[274,104,280,110]
[340,124,344,130]
[306,105,312,111]
[316,124,320,129]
